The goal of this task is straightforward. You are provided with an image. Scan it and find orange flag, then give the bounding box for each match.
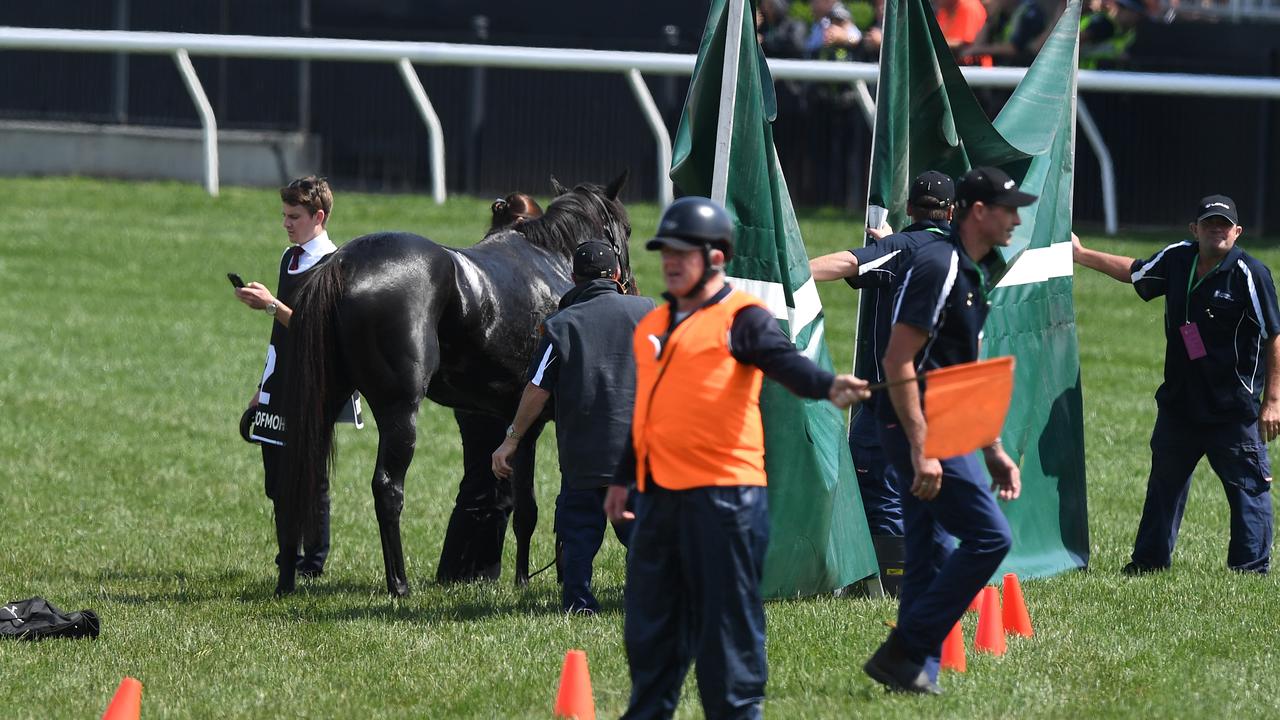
[922,356,1015,458]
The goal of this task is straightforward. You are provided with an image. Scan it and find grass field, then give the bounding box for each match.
[1,176,1277,719]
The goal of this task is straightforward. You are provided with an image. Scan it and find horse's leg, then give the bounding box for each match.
[510,422,544,586]
[371,400,419,598]
[437,410,515,583]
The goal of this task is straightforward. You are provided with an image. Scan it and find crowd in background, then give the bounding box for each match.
[755,0,1151,209]
[756,0,1150,69]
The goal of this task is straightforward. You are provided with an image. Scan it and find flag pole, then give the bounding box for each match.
[711,0,747,206]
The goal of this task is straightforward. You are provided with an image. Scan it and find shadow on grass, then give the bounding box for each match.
[67,565,627,625]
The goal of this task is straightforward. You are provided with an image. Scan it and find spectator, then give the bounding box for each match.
[961,0,1048,67]
[804,0,864,61]
[1079,0,1146,69]
[757,0,808,58]
[935,0,989,64]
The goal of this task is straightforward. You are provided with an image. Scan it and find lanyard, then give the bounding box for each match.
[1185,255,1223,324]
[964,254,991,304]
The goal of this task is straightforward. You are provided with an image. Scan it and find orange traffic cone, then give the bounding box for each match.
[940,621,966,672]
[967,592,982,613]
[1002,573,1034,638]
[973,586,1007,655]
[101,677,142,720]
[554,650,596,720]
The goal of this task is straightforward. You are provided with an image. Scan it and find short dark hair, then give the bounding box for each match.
[912,206,951,222]
[280,176,333,224]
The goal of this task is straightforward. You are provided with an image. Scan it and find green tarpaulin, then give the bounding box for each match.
[672,0,879,597]
[865,0,1090,578]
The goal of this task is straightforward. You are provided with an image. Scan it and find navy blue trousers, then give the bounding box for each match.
[622,484,768,720]
[262,443,330,574]
[555,486,631,613]
[882,423,1012,667]
[1132,411,1273,573]
[849,405,904,536]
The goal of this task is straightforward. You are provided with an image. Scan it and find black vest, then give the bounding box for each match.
[542,280,655,489]
[250,249,333,445]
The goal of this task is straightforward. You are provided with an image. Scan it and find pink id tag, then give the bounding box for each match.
[1180,322,1207,360]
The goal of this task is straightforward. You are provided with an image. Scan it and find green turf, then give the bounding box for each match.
[0,177,1276,718]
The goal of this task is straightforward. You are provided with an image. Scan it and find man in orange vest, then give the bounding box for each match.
[605,196,869,719]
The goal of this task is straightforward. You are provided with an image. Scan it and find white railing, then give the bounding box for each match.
[3,26,1280,230]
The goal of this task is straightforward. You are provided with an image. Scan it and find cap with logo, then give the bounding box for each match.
[956,166,1038,209]
[1195,194,1238,225]
[572,240,618,279]
[908,170,955,209]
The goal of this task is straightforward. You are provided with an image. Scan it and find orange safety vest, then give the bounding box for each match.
[631,289,768,492]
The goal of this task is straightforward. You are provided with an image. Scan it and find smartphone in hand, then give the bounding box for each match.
[227,272,246,289]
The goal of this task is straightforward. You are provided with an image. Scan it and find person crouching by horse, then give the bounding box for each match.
[491,240,654,614]
[436,191,547,585]
[604,197,870,718]
[235,175,340,579]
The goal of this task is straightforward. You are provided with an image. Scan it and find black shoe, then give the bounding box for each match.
[864,631,942,695]
[1121,561,1163,576]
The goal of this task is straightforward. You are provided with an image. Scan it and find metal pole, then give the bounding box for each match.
[173,49,219,196]
[112,0,129,124]
[1075,98,1116,235]
[398,58,447,205]
[298,0,312,133]
[711,0,747,206]
[852,79,876,129]
[465,15,489,195]
[626,69,673,208]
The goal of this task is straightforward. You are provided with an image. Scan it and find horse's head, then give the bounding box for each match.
[537,170,638,295]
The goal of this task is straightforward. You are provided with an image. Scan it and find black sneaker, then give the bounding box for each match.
[864,631,942,695]
[1120,561,1162,576]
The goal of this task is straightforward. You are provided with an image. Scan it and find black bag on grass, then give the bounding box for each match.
[0,597,99,640]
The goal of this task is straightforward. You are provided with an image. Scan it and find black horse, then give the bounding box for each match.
[280,172,635,597]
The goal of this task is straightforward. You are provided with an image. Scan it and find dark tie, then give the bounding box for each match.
[288,246,304,271]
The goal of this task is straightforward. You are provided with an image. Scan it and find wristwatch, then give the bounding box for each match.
[505,424,521,441]
[264,302,278,316]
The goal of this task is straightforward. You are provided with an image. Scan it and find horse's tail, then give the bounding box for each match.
[282,258,350,544]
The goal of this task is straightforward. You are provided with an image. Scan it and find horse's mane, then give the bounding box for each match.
[518,183,629,257]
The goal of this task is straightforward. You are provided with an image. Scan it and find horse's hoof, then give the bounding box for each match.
[388,582,411,598]
[275,569,297,597]
[515,574,530,588]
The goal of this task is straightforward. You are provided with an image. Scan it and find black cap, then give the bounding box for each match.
[572,240,618,279]
[956,166,1038,209]
[908,170,955,209]
[1195,195,1238,225]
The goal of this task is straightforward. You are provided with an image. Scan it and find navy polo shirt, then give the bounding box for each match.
[1130,240,1280,423]
[878,234,999,424]
[847,220,951,388]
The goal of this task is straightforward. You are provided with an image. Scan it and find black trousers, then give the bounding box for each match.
[261,443,330,574]
[436,410,514,583]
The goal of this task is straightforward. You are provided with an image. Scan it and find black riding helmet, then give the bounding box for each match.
[645,196,735,261]
[645,197,735,299]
